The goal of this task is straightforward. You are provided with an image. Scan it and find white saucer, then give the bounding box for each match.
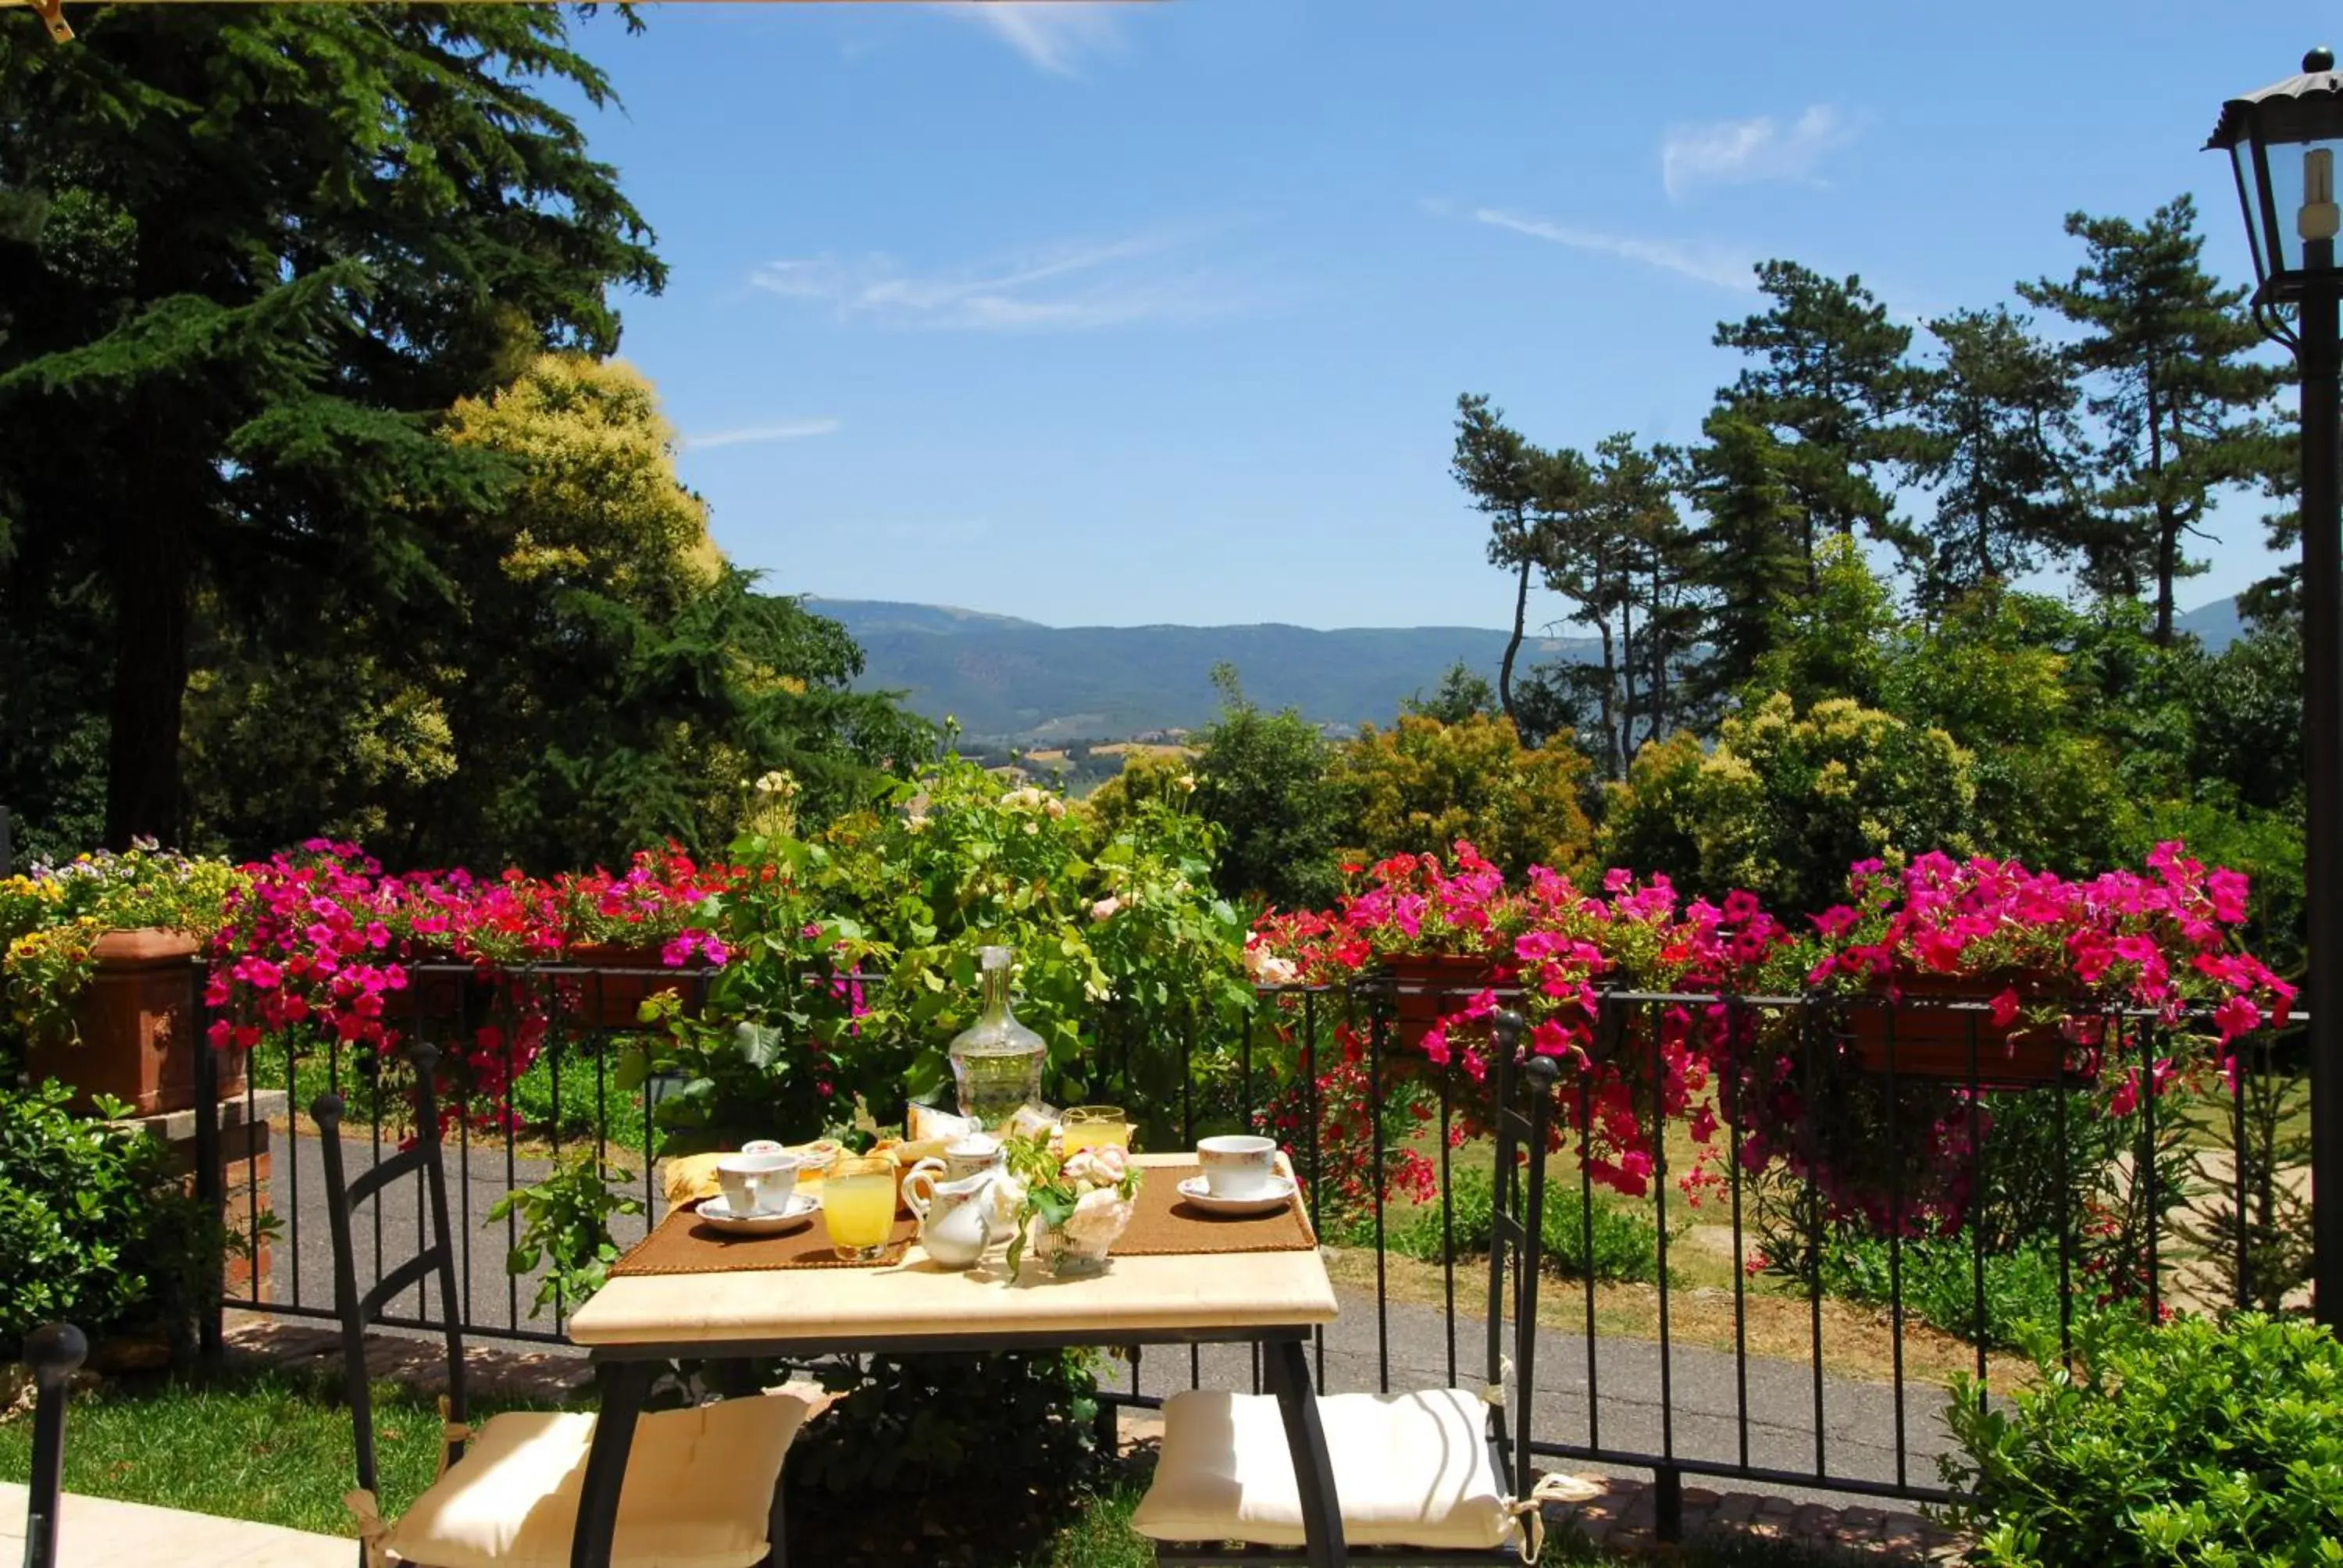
[694,1192,820,1235]
[1177,1174,1297,1217]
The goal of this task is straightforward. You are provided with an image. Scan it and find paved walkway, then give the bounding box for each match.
[0,1483,348,1568]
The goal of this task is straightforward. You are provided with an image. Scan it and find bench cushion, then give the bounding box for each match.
[383,1392,809,1568]
[1129,1387,1517,1552]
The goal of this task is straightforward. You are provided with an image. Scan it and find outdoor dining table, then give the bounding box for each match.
[563,1152,1350,1568]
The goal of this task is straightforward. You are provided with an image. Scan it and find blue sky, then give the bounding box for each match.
[580,1,2330,630]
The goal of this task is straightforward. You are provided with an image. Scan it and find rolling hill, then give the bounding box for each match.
[2174,594,2243,651]
[808,592,2253,743]
[806,598,1598,742]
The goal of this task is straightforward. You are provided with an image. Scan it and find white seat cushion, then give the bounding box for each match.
[1130,1388,1517,1552]
[383,1392,811,1568]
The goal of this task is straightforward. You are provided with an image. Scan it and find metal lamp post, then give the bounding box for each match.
[2210,47,2343,1327]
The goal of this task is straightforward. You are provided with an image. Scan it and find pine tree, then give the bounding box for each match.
[1453,394,1590,726]
[1906,305,2092,605]
[1682,408,1812,709]
[1713,260,1925,579]
[0,7,662,846]
[2018,196,2284,643]
[1595,433,1702,752]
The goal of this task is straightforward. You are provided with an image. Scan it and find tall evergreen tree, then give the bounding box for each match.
[2019,196,2284,643]
[1682,408,1812,708]
[1906,305,2091,604]
[1713,260,1924,579]
[0,7,662,847]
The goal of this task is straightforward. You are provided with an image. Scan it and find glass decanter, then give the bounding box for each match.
[947,946,1046,1128]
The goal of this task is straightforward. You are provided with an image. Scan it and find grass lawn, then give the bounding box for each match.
[0,1364,1860,1568]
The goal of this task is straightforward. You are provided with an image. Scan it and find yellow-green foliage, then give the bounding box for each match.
[184,656,459,849]
[442,352,726,601]
[1332,711,1594,880]
[1603,692,1977,914]
[1077,753,1196,851]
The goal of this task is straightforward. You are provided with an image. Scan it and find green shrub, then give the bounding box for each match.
[786,1350,1114,1562]
[1385,1165,1668,1285]
[0,1079,219,1349]
[1808,1232,2074,1352]
[1942,1313,2343,1566]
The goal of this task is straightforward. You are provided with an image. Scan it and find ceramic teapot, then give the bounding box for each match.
[902,1136,1015,1270]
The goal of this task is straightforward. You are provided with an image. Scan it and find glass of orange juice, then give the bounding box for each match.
[1061,1107,1131,1154]
[825,1156,898,1262]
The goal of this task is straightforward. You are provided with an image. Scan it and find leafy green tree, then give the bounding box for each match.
[1507,657,1601,755]
[1190,665,1348,911]
[173,354,927,869]
[1749,535,1896,712]
[1602,691,1978,918]
[1332,711,1594,881]
[1404,662,1499,724]
[2019,196,2284,643]
[1906,305,2091,604]
[0,5,661,849]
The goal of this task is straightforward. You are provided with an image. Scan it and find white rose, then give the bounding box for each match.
[1090,896,1122,922]
[1044,796,1068,819]
[1061,1186,1133,1251]
[1061,1149,1100,1185]
[1089,1144,1128,1182]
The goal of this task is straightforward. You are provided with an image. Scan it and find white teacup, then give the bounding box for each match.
[1196,1135,1278,1200]
[715,1151,801,1217]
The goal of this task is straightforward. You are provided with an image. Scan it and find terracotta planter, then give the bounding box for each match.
[22,928,244,1116]
[1838,975,2070,1086]
[1378,954,1501,1051]
[566,943,703,1029]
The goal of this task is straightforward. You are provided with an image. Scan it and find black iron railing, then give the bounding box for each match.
[190,962,2307,1531]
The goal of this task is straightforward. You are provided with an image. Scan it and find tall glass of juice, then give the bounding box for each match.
[825,1156,897,1262]
[1061,1106,1130,1154]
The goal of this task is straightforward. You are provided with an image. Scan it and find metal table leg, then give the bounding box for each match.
[1266,1336,1346,1568]
[571,1358,655,1568]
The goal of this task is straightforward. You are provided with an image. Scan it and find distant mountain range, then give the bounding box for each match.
[2174,595,2242,651]
[808,593,2251,743]
[808,598,1598,742]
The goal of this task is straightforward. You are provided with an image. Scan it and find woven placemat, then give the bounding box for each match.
[1111,1164,1316,1255]
[610,1206,917,1276]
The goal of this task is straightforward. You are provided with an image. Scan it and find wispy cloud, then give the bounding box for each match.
[749,231,1243,332]
[1471,208,1757,291]
[683,419,842,451]
[1661,105,1855,200]
[952,2,1125,77]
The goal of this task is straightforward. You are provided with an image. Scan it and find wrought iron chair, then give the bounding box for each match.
[315,1043,811,1568]
[19,1322,86,1568]
[1132,1013,1598,1565]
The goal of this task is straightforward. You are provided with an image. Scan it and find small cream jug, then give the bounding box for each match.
[903,1135,1013,1270]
